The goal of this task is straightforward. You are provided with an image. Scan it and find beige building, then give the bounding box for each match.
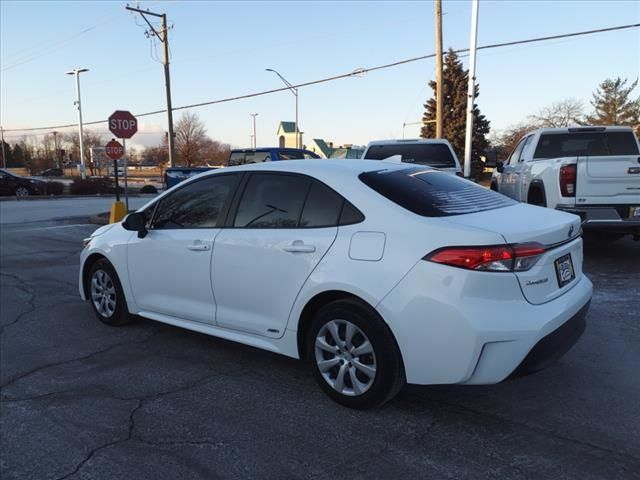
[277,121,302,148]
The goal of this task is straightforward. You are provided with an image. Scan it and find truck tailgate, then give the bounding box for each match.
[576,154,640,203]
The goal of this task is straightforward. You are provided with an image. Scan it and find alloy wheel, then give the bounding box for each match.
[15,187,30,197]
[314,319,377,396]
[91,269,117,318]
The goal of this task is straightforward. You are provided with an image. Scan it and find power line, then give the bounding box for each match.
[4,22,639,133]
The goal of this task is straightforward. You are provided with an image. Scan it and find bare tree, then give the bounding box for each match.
[200,138,231,166]
[175,112,207,167]
[530,98,585,128]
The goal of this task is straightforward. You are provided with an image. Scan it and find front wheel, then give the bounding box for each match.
[88,259,133,326]
[308,299,405,409]
[15,186,31,197]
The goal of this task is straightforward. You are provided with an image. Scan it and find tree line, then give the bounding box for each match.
[1,111,231,174]
[420,49,640,174]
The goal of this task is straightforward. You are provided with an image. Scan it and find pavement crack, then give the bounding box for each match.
[0,271,37,331]
[0,331,161,390]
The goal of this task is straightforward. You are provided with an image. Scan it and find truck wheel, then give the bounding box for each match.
[490,181,498,192]
[527,188,546,207]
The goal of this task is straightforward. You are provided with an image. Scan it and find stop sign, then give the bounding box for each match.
[108,110,138,139]
[105,140,124,160]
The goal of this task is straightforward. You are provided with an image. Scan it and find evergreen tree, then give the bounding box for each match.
[1,141,13,167]
[10,144,24,168]
[586,77,640,126]
[421,49,490,177]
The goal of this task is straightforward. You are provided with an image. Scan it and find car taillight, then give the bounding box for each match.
[424,242,546,272]
[559,164,576,197]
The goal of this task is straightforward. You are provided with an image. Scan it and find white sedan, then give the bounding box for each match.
[79,159,592,409]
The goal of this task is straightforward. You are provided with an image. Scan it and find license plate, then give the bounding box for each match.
[554,253,575,288]
[630,206,640,219]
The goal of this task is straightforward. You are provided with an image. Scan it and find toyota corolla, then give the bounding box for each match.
[79,159,592,409]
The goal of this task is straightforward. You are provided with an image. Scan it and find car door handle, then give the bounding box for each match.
[283,241,316,253]
[187,242,210,251]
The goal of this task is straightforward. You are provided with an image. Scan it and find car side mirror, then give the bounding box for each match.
[496,161,504,173]
[122,212,148,238]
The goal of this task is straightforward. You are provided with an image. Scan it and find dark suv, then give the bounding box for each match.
[0,169,45,197]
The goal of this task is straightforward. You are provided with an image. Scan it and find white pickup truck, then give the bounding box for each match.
[491,126,640,240]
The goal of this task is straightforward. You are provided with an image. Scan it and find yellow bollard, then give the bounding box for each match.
[109,201,127,224]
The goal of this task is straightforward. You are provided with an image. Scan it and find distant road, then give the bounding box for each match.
[0,196,153,224]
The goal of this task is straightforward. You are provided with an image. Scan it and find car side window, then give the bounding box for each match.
[234,173,311,228]
[508,138,526,165]
[151,174,239,229]
[300,181,344,227]
[518,136,532,162]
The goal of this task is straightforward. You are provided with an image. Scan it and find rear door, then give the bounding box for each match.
[212,173,342,338]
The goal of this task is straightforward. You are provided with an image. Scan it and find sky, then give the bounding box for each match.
[1,0,639,152]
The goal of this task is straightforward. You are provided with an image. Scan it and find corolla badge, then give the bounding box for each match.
[568,225,574,238]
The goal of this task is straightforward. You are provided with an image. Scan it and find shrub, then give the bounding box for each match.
[69,177,113,195]
[44,181,65,195]
[139,184,158,194]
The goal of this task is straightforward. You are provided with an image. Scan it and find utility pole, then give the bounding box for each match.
[52,131,60,168]
[463,0,479,179]
[126,5,176,167]
[435,0,443,139]
[66,68,89,179]
[250,113,259,148]
[0,125,6,169]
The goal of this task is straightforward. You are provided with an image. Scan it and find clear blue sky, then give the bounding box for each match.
[1,0,639,152]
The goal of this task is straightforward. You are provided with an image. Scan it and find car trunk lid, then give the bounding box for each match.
[444,204,584,304]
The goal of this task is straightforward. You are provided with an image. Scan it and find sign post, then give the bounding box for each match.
[105,138,125,223]
[107,111,138,223]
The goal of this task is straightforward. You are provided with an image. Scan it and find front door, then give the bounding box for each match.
[127,173,240,324]
[212,173,343,338]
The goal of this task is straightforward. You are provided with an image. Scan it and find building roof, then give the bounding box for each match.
[278,121,297,134]
[311,138,333,157]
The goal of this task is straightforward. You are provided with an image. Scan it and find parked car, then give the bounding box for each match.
[491,126,640,240]
[229,147,320,165]
[362,139,462,175]
[41,168,63,177]
[0,168,45,197]
[164,148,321,188]
[80,159,592,409]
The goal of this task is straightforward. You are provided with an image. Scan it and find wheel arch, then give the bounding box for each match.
[81,252,109,299]
[527,179,547,207]
[295,290,403,368]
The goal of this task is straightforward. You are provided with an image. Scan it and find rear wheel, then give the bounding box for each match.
[527,187,546,207]
[88,259,133,326]
[15,186,31,197]
[307,299,405,409]
[490,181,498,192]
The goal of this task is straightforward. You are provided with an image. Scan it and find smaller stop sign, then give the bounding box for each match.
[105,140,124,160]
[108,110,138,139]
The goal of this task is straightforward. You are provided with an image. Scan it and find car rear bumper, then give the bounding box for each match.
[508,300,588,378]
[556,204,640,233]
[376,261,593,386]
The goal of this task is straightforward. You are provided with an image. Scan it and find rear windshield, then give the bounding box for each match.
[364,144,457,168]
[534,131,640,159]
[359,167,515,217]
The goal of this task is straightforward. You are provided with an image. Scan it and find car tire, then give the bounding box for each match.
[307,299,405,410]
[15,186,31,197]
[87,259,133,326]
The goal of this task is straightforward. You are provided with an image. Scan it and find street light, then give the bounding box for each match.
[66,67,89,179]
[266,68,299,149]
[250,113,259,148]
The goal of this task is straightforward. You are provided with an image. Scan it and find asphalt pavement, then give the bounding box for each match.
[1,200,639,479]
